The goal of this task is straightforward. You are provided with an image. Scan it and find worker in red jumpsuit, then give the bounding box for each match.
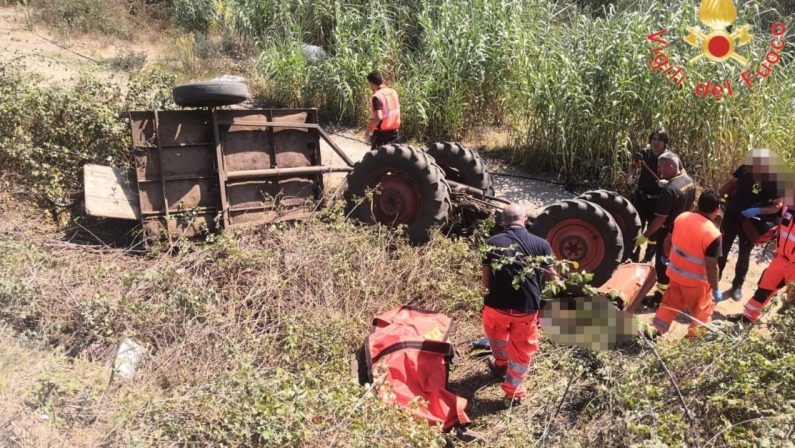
[482,203,554,408]
[728,204,795,324]
[651,190,724,339]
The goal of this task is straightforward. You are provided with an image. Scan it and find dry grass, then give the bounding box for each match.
[1,189,793,446]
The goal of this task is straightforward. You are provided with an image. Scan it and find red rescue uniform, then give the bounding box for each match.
[742,207,795,322]
[653,212,721,338]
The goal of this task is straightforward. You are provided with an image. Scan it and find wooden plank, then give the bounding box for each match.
[212,109,231,227]
[83,164,140,220]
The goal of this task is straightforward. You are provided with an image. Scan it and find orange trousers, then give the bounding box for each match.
[652,282,715,338]
[482,306,539,398]
[743,255,795,322]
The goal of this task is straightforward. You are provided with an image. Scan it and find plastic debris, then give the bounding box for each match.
[113,338,145,380]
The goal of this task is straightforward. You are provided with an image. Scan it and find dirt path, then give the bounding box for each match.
[0,6,143,85]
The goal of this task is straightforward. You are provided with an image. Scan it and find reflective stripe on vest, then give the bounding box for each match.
[667,262,708,281]
[671,244,705,265]
[370,87,401,131]
[666,212,720,287]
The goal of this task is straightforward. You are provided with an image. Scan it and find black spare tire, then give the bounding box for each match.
[173,80,249,107]
[425,142,495,195]
[529,199,623,286]
[344,144,451,244]
[577,190,641,262]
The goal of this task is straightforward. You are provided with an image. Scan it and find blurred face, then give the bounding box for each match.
[650,134,666,154]
[746,149,794,197]
[658,160,677,179]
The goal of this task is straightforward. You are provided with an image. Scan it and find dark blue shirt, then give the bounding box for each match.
[483,226,553,312]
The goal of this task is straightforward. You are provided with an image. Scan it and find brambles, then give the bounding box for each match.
[0,67,176,209]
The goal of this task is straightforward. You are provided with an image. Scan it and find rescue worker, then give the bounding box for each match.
[651,190,725,338]
[634,151,696,308]
[728,203,795,324]
[365,70,401,149]
[717,154,784,301]
[482,203,553,407]
[628,130,669,262]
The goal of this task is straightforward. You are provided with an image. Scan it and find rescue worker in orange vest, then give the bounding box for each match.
[728,203,795,324]
[651,190,725,339]
[365,70,401,149]
[482,203,554,408]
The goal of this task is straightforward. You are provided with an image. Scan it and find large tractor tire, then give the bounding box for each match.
[578,190,641,262]
[173,80,249,107]
[344,144,451,244]
[425,142,494,195]
[529,199,623,286]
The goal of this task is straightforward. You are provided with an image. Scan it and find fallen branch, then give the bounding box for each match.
[540,356,580,446]
[642,333,700,446]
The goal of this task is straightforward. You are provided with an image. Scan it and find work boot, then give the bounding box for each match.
[731,288,743,302]
[502,396,523,409]
[453,425,483,442]
[726,313,753,324]
[642,292,663,310]
[486,356,506,376]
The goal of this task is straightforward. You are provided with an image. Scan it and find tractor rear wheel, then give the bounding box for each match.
[578,190,641,262]
[425,142,494,195]
[529,199,623,286]
[344,144,451,244]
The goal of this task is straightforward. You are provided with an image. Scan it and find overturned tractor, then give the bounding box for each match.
[84,80,641,286]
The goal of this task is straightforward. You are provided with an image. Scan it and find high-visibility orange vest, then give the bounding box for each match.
[775,207,795,262]
[666,212,721,287]
[369,86,401,131]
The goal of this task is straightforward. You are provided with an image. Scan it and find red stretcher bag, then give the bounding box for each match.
[742,218,779,245]
[362,306,470,430]
[597,263,657,313]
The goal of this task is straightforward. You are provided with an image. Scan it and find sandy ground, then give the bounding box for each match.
[0,7,143,86]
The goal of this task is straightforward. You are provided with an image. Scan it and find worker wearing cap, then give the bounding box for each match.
[482,203,553,408]
[728,204,795,324]
[717,160,783,302]
[634,151,696,308]
[651,190,724,338]
[628,130,669,262]
[365,70,401,149]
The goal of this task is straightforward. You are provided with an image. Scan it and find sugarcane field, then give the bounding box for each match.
[1,0,795,446]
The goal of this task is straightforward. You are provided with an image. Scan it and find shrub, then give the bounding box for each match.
[0,67,176,206]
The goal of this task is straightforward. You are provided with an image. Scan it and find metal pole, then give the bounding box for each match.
[226,165,353,180]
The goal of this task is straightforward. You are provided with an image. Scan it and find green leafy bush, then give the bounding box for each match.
[0,67,176,206]
[171,0,216,33]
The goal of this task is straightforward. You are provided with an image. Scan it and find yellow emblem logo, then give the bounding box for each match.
[684,0,753,65]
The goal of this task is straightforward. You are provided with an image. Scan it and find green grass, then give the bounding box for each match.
[18,0,795,192]
[181,0,795,188]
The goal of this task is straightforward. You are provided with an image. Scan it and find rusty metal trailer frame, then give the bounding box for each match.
[128,107,355,244]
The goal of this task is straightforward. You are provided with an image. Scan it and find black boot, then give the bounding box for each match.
[726,313,753,324]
